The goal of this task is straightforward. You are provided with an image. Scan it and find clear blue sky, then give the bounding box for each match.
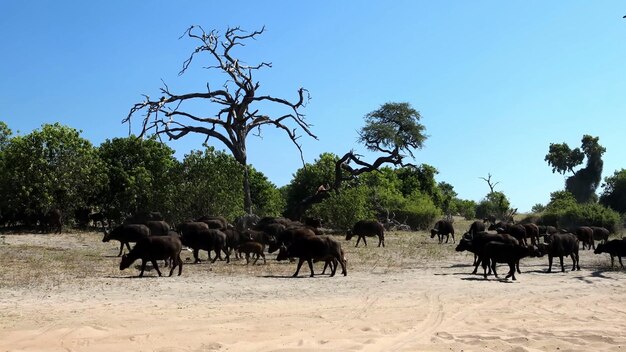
[2,1,625,212]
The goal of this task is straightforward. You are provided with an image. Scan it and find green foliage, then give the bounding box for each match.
[0,121,12,151]
[475,191,512,220]
[309,186,373,230]
[283,152,338,213]
[360,167,406,213]
[393,191,441,230]
[531,203,546,213]
[170,148,244,223]
[545,143,584,175]
[435,181,457,214]
[452,198,477,220]
[359,102,427,158]
[97,136,177,221]
[541,190,621,233]
[545,135,606,203]
[248,167,285,217]
[599,169,626,214]
[0,123,106,221]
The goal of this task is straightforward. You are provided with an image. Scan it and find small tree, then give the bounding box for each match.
[124,26,314,214]
[545,135,606,203]
[0,123,106,221]
[599,169,626,214]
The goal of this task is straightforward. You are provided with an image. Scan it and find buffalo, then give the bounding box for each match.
[594,239,626,268]
[537,233,580,273]
[456,231,520,275]
[480,241,540,280]
[180,228,230,264]
[103,224,150,257]
[430,220,455,244]
[277,235,346,277]
[119,235,183,277]
[346,220,385,247]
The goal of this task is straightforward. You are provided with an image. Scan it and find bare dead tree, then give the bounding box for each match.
[123,26,315,213]
[479,173,500,194]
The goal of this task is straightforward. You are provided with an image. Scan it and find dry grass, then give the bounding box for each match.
[0,218,623,289]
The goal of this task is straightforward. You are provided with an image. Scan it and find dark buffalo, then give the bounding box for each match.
[480,241,540,280]
[430,220,455,244]
[119,235,183,277]
[346,220,385,247]
[196,215,229,230]
[492,222,527,246]
[268,226,317,253]
[538,233,580,273]
[522,223,540,246]
[276,235,346,277]
[589,226,610,244]
[236,241,266,265]
[456,231,520,275]
[574,226,595,250]
[103,224,150,256]
[594,239,626,268]
[180,228,229,264]
[145,220,171,236]
[42,209,62,234]
[89,211,108,229]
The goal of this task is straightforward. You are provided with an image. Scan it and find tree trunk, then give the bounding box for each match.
[242,163,252,214]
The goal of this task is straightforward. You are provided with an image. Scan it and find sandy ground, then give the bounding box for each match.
[1,232,625,352]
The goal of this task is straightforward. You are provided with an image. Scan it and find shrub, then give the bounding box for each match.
[392,191,441,230]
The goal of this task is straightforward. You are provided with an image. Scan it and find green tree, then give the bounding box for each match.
[452,198,477,220]
[531,203,546,213]
[248,167,285,217]
[0,121,12,151]
[545,135,606,203]
[309,186,373,230]
[599,169,626,214]
[0,123,106,221]
[169,148,243,222]
[97,136,177,221]
[475,191,512,220]
[283,153,338,218]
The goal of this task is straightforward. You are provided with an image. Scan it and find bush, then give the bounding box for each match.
[392,191,441,230]
[541,202,622,233]
[309,186,374,230]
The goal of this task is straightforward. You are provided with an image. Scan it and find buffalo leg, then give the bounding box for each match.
[505,262,516,280]
[362,236,368,247]
[307,259,315,277]
[516,260,521,274]
[573,252,580,271]
[139,259,147,277]
[117,242,124,257]
[355,236,362,247]
[491,260,498,278]
[193,249,201,263]
[293,258,305,277]
[548,255,554,273]
[482,258,490,279]
[618,256,624,268]
[151,260,162,276]
[559,255,565,272]
[223,248,230,264]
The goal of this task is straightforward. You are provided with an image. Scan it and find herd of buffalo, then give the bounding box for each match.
[431,219,626,280]
[27,209,625,280]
